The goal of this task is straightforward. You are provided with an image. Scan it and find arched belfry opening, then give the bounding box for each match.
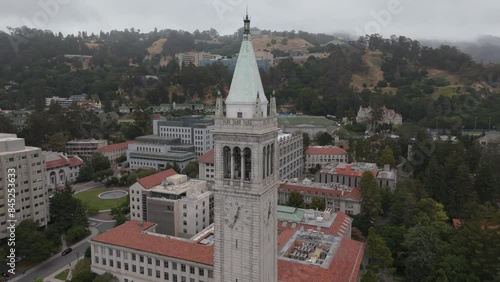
[244,148,251,181]
[233,147,242,180]
[223,146,231,179]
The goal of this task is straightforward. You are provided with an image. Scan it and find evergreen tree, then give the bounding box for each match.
[310,197,326,211]
[378,146,396,168]
[366,227,395,278]
[474,155,499,203]
[286,192,304,208]
[359,171,383,217]
[403,224,443,282]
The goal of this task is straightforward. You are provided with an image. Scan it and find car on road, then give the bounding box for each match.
[61,248,73,256]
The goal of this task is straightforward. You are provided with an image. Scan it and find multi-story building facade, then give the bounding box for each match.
[127,136,196,171]
[304,146,348,171]
[197,132,303,183]
[316,162,398,189]
[44,151,84,190]
[0,134,48,239]
[278,180,362,215]
[130,171,213,238]
[153,116,214,156]
[97,141,134,162]
[65,139,108,161]
[277,132,303,179]
[176,52,217,68]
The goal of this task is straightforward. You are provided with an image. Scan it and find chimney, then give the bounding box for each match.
[384,164,390,171]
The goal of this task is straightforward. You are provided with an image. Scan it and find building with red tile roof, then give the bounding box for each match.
[305,146,348,171]
[135,168,178,189]
[90,209,364,282]
[278,181,362,215]
[316,162,397,189]
[97,141,134,162]
[43,151,84,189]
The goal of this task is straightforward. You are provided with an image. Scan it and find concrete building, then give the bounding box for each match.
[176,52,217,68]
[65,139,108,161]
[153,116,214,156]
[45,94,88,107]
[316,162,398,189]
[0,134,48,239]
[197,132,303,183]
[127,135,196,171]
[277,132,303,180]
[130,170,213,238]
[304,146,348,171]
[278,180,362,215]
[356,106,403,125]
[43,152,84,190]
[97,141,134,162]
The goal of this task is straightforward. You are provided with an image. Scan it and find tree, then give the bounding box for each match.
[310,197,325,211]
[391,179,420,227]
[93,273,118,282]
[286,192,304,208]
[120,123,143,140]
[316,131,333,146]
[91,152,111,172]
[402,224,444,282]
[359,171,382,217]
[49,132,70,152]
[65,225,88,244]
[425,255,480,282]
[473,154,499,203]
[366,227,394,278]
[378,146,396,168]
[77,162,94,182]
[182,161,199,178]
[412,198,448,227]
[49,183,88,233]
[132,98,152,134]
[0,116,17,133]
[361,270,378,282]
[16,220,53,262]
[452,203,500,281]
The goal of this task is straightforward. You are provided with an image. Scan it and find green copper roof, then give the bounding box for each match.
[225,37,268,105]
[277,205,305,223]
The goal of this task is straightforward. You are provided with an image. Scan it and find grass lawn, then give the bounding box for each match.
[74,188,128,211]
[54,269,69,280]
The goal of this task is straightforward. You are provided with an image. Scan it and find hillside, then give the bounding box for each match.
[251,35,313,52]
[146,38,170,66]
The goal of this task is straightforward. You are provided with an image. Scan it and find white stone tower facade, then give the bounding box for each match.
[213,14,279,282]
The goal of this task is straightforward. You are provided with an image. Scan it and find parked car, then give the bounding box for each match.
[61,248,73,256]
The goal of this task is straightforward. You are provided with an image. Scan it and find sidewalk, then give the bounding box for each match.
[9,227,99,282]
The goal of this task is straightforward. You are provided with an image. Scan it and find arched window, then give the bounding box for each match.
[244,148,251,181]
[270,143,275,175]
[223,146,231,179]
[49,171,56,185]
[263,146,267,179]
[59,169,65,182]
[233,147,242,180]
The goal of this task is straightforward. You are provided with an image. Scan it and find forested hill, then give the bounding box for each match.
[1,27,500,130]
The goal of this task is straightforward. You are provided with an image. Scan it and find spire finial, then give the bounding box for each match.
[243,8,250,38]
[217,90,221,97]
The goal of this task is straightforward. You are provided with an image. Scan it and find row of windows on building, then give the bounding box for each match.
[94,247,213,281]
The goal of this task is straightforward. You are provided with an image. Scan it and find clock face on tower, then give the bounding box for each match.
[224,201,249,231]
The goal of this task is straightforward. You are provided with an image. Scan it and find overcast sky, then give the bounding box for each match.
[1,0,499,41]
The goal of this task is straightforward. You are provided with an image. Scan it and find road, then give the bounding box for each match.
[9,220,115,282]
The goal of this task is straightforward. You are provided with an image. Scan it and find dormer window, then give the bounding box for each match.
[237,112,243,118]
